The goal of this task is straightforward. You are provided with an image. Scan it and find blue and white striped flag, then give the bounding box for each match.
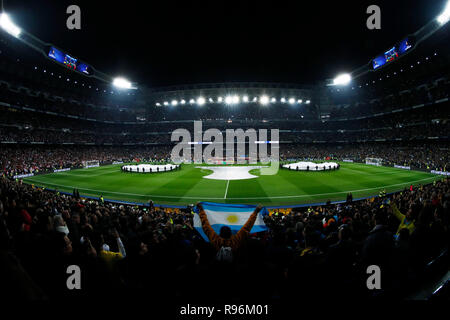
[193,202,268,241]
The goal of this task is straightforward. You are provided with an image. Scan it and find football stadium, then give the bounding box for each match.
[0,0,449,310]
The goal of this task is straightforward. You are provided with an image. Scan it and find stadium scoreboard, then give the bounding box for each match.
[47,46,93,75]
[371,36,415,70]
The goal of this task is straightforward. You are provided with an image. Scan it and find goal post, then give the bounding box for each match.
[365,157,383,166]
[82,160,100,168]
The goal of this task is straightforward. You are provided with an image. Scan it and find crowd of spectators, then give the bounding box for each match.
[0,146,173,178]
[0,165,448,301]
[1,142,448,178]
[329,77,449,119]
[0,100,448,145]
[280,143,449,171]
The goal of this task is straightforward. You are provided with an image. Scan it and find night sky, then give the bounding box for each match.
[3,0,447,87]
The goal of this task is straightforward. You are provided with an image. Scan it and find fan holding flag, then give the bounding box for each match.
[194,202,266,261]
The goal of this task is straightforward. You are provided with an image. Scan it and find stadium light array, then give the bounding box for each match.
[333,73,352,86]
[155,95,308,107]
[225,96,233,104]
[197,97,206,106]
[0,13,21,38]
[437,0,450,25]
[112,77,133,89]
[259,95,269,105]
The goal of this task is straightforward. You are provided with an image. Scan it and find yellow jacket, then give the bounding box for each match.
[391,203,415,235]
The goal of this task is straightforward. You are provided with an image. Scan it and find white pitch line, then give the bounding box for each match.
[224,180,230,199]
[54,169,119,177]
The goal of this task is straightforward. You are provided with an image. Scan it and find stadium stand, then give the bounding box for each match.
[0,13,448,304]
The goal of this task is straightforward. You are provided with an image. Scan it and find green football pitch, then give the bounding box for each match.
[23,162,440,207]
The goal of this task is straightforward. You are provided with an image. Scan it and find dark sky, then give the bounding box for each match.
[3,0,447,87]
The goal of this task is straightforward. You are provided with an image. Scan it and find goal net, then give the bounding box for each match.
[365,157,383,166]
[83,160,100,168]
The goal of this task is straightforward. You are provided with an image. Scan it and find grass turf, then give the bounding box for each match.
[23,162,441,207]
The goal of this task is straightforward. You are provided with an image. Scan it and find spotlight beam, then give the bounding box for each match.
[0,13,21,37]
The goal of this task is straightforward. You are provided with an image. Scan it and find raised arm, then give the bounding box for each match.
[390,202,405,222]
[197,203,220,243]
[232,205,262,244]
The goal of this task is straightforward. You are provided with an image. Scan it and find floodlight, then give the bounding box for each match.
[113,77,132,89]
[225,96,233,104]
[163,101,169,106]
[253,97,258,102]
[197,97,206,105]
[260,95,269,105]
[155,102,161,106]
[180,99,186,104]
[281,98,286,103]
[232,95,239,104]
[189,99,195,104]
[298,99,303,103]
[217,97,223,103]
[333,73,351,86]
[289,98,296,104]
[171,100,178,106]
[243,96,249,102]
[306,100,311,104]
[271,97,276,103]
[437,0,450,25]
[0,13,21,37]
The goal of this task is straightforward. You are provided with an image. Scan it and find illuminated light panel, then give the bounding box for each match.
[0,13,21,37]
[333,73,351,86]
[197,97,206,105]
[112,77,133,89]
[260,95,269,105]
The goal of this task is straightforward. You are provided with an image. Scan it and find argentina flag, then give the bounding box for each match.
[193,202,269,241]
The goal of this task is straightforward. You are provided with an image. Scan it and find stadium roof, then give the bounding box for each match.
[2,0,449,88]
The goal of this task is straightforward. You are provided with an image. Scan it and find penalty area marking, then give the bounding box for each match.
[23,176,438,201]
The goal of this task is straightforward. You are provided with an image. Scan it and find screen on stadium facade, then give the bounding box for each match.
[371,37,415,70]
[398,37,414,54]
[47,46,93,75]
